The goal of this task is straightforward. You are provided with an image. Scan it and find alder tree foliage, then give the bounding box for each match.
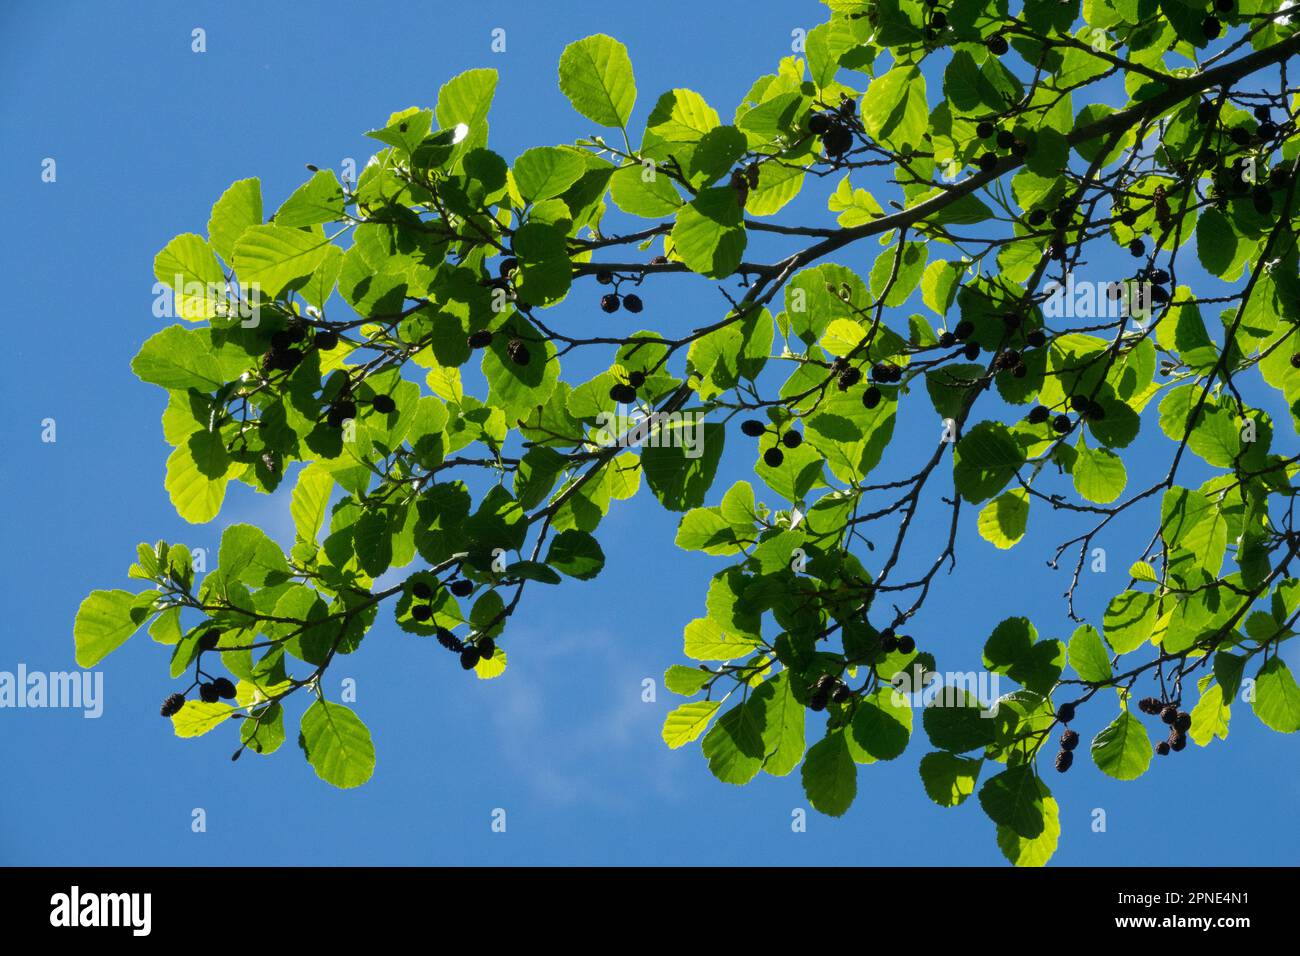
[75,0,1300,862]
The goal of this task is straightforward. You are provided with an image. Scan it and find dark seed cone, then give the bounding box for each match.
[478,637,496,660]
[831,684,851,704]
[1055,749,1073,772]
[460,647,481,670]
[1155,740,1171,756]
[1173,711,1191,733]
[740,419,767,437]
[1169,731,1187,752]
[1160,704,1178,724]
[160,693,186,718]
[506,338,530,366]
[896,635,915,654]
[1056,702,1076,723]
[823,125,852,157]
[1138,696,1162,715]
[436,628,464,653]
[212,677,237,700]
[809,689,829,712]
[1060,729,1079,751]
[199,682,219,704]
[449,579,474,598]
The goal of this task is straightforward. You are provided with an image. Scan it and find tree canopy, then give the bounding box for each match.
[77,0,1300,865]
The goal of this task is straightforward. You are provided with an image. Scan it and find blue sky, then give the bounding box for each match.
[1,0,1296,866]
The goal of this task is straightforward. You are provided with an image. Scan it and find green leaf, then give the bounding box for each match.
[922,259,965,317]
[290,463,334,544]
[953,422,1026,503]
[701,697,765,784]
[997,788,1059,867]
[74,589,143,667]
[1102,590,1158,654]
[1252,658,1300,733]
[682,616,762,661]
[353,510,393,578]
[609,164,683,217]
[512,146,587,201]
[233,224,333,298]
[860,65,927,152]
[689,125,748,187]
[436,69,497,152]
[1067,624,1112,682]
[1190,683,1231,746]
[1215,650,1247,701]
[1197,207,1248,280]
[1090,709,1153,780]
[274,169,346,227]
[132,326,225,392]
[982,617,1064,694]
[869,241,927,307]
[922,688,996,752]
[943,50,1003,114]
[671,187,746,278]
[754,671,806,776]
[558,34,637,129]
[241,703,286,755]
[641,422,724,511]
[474,646,508,680]
[511,222,572,306]
[919,752,981,807]
[1129,561,1157,583]
[545,529,606,580]
[171,701,235,738]
[978,489,1029,549]
[801,730,858,816]
[662,700,720,748]
[218,523,290,587]
[675,507,749,555]
[165,431,229,524]
[208,178,263,264]
[153,233,223,297]
[1072,442,1127,503]
[849,687,912,762]
[297,700,376,789]
[978,765,1046,838]
[481,315,560,421]
[664,664,712,696]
